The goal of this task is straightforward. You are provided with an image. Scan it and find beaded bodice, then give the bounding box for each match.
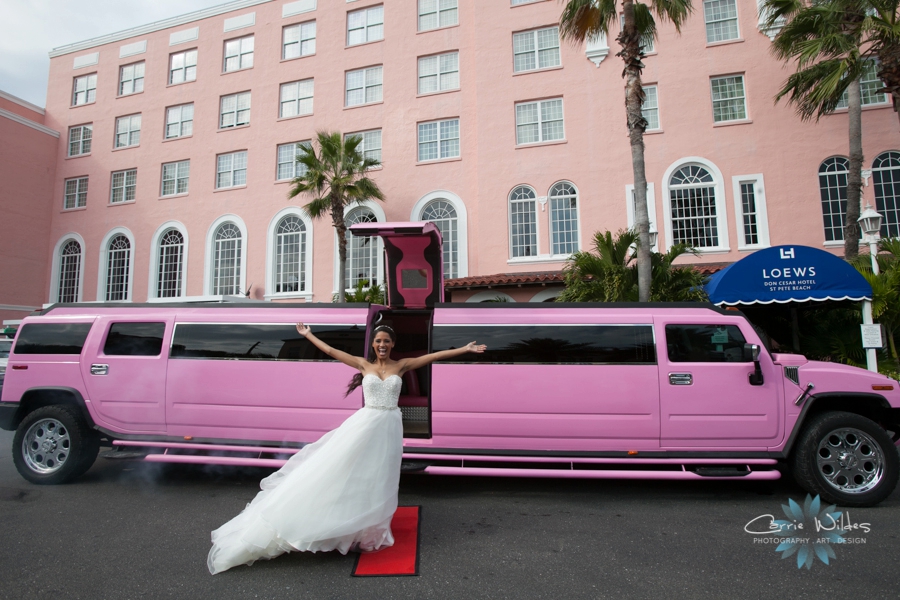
[362,374,402,411]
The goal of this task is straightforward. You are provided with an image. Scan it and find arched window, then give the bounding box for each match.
[549,182,579,255]
[421,199,458,279]
[57,240,82,302]
[509,185,537,258]
[818,157,850,242]
[157,229,184,298]
[345,207,378,289]
[872,151,900,239]
[213,223,242,295]
[275,215,306,293]
[668,165,719,247]
[105,235,131,301]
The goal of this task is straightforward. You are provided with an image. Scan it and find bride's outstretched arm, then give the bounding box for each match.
[296,323,368,371]
[399,342,486,372]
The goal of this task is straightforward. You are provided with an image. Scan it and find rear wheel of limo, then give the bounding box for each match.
[12,405,100,484]
[792,411,899,507]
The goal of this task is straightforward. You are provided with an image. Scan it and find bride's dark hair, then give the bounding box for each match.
[345,325,396,397]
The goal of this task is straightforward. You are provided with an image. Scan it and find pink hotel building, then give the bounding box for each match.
[1,0,899,323]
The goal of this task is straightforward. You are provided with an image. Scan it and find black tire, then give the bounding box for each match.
[791,411,899,507]
[12,405,99,485]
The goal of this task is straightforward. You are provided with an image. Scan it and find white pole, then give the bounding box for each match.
[864,238,880,372]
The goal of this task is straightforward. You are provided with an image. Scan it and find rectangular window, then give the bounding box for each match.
[665,324,747,363]
[283,21,316,59]
[704,0,739,43]
[345,66,383,106]
[280,79,314,118]
[740,181,759,246]
[169,49,197,84]
[348,129,382,162]
[115,114,141,148]
[72,73,97,106]
[216,151,248,189]
[418,119,460,162]
[170,323,365,361]
[68,124,92,156]
[165,104,194,139]
[14,323,93,355]
[515,98,564,144]
[64,177,88,209]
[110,169,137,204]
[418,0,458,31]
[220,92,251,128]
[418,52,459,94]
[619,16,655,53]
[103,322,166,356]
[711,75,746,122]
[119,61,145,95]
[836,60,890,109]
[223,35,254,72]
[642,86,660,130]
[161,160,190,196]
[510,186,537,257]
[513,27,560,72]
[347,5,384,46]
[277,142,310,181]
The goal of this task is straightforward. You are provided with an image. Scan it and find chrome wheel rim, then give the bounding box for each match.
[21,418,71,474]
[816,427,885,495]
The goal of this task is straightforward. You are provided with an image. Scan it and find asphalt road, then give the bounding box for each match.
[1,428,898,600]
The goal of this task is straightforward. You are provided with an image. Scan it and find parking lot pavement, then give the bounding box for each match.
[1,426,898,600]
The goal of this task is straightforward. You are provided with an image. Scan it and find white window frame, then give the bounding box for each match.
[410,190,469,279]
[836,59,891,109]
[64,176,88,210]
[731,174,770,250]
[161,160,190,197]
[661,157,730,253]
[508,185,540,260]
[97,227,136,302]
[148,221,189,300]
[334,200,385,294]
[346,129,382,162]
[276,141,311,181]
[68,124,92,157]
[169,49,197,85]
[110,168,137,204]
[418,0,458,31]
[818,156,850,244]
[114,114,141,148]
[223,35,254,72]
[347,5,384,46]
[50,234,86,303]
[418,52,459,95]
[280,79,314,118]
[165,104,194,139]
[220,92,251,129]
[265,207,314,300]
[216,151,248,189]
[72,73,97,106]
[710,74,748,123]
[283,20,316,59]
[204,215,248,296]
[118,61,145,96]
[515,98,565,145]
[512,26,561,73]
[417,118,460,162]
[704,0,740,44]
[548,180,581,257]
[642,85,660,131]
[625,183,660,252]
[345,66,383,107]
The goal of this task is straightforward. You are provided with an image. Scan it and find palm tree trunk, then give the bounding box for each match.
[333,200,347,303]
[845,77,863,260]
[620,0,651,302]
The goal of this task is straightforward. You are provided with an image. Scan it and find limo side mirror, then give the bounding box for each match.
[744,343,764,386]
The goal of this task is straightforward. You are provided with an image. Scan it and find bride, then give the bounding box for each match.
[207,322,485,574]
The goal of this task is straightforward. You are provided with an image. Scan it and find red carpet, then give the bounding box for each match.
[352,506,420,577]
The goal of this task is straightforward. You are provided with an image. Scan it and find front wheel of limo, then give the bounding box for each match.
[792,411,899,507]
[12,405,100,485]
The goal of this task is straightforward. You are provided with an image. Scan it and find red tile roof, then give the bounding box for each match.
[444,263,729,289]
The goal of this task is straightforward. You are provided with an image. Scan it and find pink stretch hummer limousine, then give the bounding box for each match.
[2,224,899,507]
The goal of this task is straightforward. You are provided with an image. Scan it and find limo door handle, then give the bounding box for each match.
[668,373,692,386]
[90,364,109,376]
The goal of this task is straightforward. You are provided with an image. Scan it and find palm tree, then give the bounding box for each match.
[559,0,693,302]
[287,131,385,302]
[763,0,870,259]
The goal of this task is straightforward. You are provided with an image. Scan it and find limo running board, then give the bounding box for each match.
[423,467,780,481]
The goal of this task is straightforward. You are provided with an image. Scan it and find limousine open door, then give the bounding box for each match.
[349,221,443,309]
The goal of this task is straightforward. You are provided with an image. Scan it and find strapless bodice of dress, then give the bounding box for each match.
[362,374,402,411]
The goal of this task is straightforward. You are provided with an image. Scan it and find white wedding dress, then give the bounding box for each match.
[207,374,403,574]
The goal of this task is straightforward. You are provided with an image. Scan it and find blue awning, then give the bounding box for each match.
[705,245,872,306]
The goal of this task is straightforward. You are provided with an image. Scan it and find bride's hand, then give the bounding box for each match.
[465,341,486,354]
[296,323,311,337]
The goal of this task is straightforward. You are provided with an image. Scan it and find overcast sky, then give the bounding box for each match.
[1,0,230,108]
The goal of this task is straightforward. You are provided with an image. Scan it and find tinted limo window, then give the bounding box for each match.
[14,323,93,354]
[665,324,747,362]
[104,322,166,356]
[170,323,365,360]
[432,324,656,364]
